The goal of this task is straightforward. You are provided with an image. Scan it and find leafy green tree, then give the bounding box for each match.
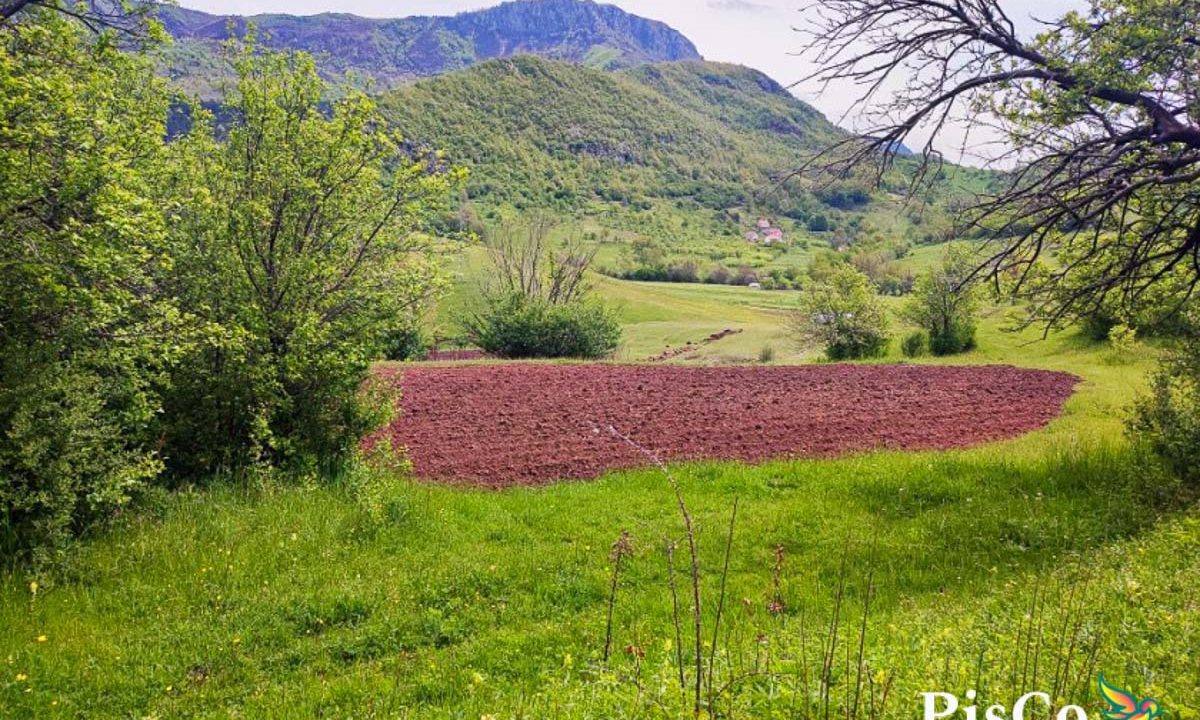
[903,244,980,355]
[791,265,890,360]
[1,0,157,38]
[161,43,463,477]
[0,11,181,560]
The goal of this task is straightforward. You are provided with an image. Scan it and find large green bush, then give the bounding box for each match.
[383,319,431,362]
[0,13,181,562]
[1,20,459,560]
[791,265,890,360]
[159,45,461,478]
[465,294,621,359]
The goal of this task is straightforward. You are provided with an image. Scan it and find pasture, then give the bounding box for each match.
[2,278,1196,719]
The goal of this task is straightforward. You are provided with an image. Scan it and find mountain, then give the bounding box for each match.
[156,0,702,97]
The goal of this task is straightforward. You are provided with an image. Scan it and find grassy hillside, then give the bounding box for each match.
[379,56,993,281]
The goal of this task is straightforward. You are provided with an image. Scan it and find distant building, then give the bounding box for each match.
[744,231,760,243]
[757,217,772,230]
[764,227,784,243]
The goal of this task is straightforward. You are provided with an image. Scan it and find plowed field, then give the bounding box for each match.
[371,364,1078,487]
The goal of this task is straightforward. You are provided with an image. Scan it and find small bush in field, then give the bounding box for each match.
[758,345,776,363]
[383,321,430,361]
[902,331,928,358]
[903,244,979,356]
[1108,323,1137,354]
[464,294,620,359]
[1129,321,1200,486]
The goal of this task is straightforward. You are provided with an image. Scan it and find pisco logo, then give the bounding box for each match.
[921,676,1164,720]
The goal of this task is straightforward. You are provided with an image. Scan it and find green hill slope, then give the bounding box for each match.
[379,56,990,279]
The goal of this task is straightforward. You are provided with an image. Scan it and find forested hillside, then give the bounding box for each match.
[151,0,994,284]
[378,56,993,284]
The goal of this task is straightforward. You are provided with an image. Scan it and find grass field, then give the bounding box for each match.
[2,279,1198,719]
[437,243,950,364]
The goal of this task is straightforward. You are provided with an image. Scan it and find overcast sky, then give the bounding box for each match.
[179,0,1085,163]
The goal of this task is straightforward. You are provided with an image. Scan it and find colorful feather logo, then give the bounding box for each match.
[1099,674,1163,720]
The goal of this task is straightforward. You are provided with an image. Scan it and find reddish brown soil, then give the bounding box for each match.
[370,364,1078,488]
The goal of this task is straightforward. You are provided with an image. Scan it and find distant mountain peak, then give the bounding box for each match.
[157,0,702,97]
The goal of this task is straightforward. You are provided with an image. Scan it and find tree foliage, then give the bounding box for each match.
[791,265,891,360]
[903,244,981,355]
[0,11,180,561]
[799,0,1200,327]
[1,15,460,560]
[1129,314,1200,486]
[1,0,163,44]
[160,42,463,478]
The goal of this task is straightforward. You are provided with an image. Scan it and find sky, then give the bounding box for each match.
[179,0,1085,163]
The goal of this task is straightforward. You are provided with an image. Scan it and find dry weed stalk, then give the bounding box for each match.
[604,529,633,663]
[666,540,687,690]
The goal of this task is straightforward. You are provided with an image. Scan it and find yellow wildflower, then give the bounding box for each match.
[15,673,28,682]
[36,635,47,643]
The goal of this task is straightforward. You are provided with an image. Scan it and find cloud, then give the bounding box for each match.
[705,0,774,14]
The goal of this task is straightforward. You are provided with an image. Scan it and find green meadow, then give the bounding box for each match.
[3,277,1197,719]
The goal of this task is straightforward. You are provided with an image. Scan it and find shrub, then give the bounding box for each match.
[665,262,700,283]
[758,345,776,363]
[1108,323,1138,354]
[0,13,176,562]
[1128,322,1200,486]
[731,266,759,286]
[383,320,430,362]
[705,266,732,285]
[790,265,890,360]
[902,331,928,358]
[464,294,621,359]
[903,244,979,356]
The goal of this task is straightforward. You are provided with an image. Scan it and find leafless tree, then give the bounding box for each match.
[795,0,1200,327]
[481,214,597,305]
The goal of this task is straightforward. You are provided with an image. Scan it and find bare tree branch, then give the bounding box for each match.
[795,0,1200,328]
